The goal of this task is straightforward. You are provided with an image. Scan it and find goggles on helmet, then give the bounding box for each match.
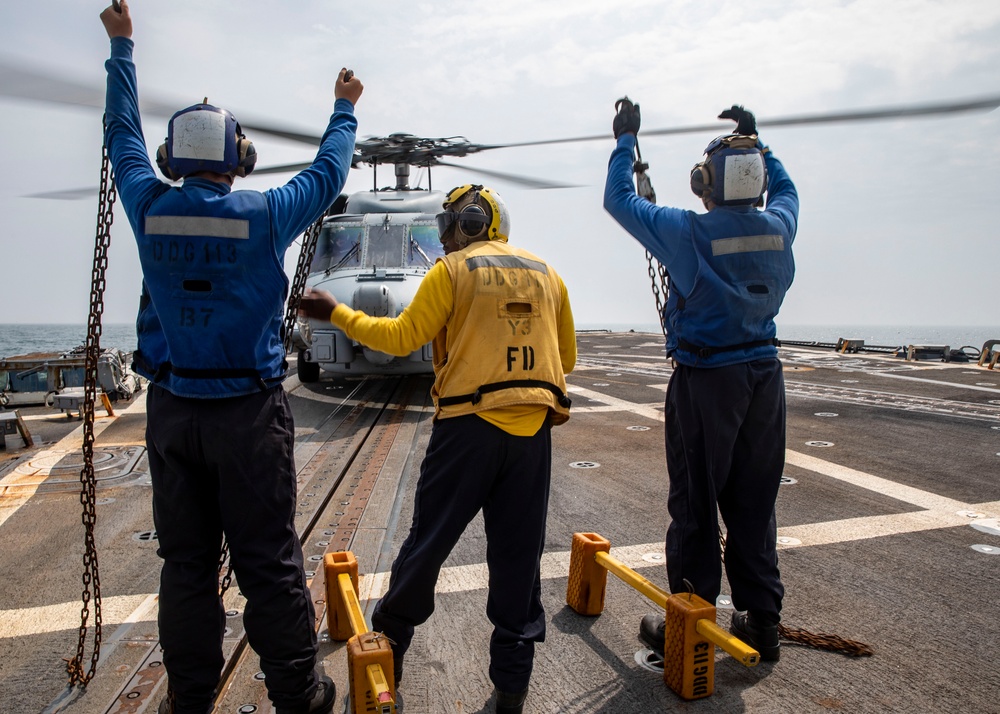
[436,209,490,237]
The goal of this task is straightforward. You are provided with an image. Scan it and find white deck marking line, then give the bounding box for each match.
[566,386,664,422]
[358,496,999,601]
[355,451,998,600]
[361,542,664,601]
[867,371,1000,394]
[7,477,994,638]
[784,449,969,511]
[0,593,157,639]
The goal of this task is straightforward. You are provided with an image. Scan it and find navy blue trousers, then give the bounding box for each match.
[146,384,318,713]
[371,414,551,693]
[664,359,786,624]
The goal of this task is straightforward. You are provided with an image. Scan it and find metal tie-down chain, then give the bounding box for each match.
[282,212,329,356]
[66,117,117,688]
[632,138,670,343]
[213,211,329,597]
[717,531,874,657]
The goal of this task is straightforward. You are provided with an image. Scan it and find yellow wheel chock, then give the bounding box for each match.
[566,532,759,700]
[324,551,396,713]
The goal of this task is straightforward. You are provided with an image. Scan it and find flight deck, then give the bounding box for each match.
[1,331,999,713]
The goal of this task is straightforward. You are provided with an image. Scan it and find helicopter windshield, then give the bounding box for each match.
[312,223,362,273]
[365,223,407,268]
[410,223,445,266]
[310,217,445,274]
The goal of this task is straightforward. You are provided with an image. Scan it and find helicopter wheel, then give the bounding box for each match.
[297,349,320,383]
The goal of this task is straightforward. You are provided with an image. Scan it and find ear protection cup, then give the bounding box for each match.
[234,124,256,177]
[690,162,712,199]
[440,184,510,242]
[156,141,181,181]
[457,202,489,240]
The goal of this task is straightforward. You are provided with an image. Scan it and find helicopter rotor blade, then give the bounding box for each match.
[493,94,1000,149]
[0,59,182,117]
[23,186,101,201]
[0,60,325,145]
[22,179,183,201]
[249,161,315,176]
[236,123,321,146]
[20,161,311,198]
[436,161,581,190]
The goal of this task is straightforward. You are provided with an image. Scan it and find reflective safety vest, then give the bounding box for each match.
[432,241,571,425]
[132,184,289,397]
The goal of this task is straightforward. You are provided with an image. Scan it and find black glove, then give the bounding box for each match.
[614,97,641,139]
[718,104,756,135]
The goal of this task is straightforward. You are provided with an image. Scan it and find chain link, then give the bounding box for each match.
[719,532,874,657]
[214,210,330,598]
[632,138,670,345]
[67,118,117,688]
[777,623,875,657]
[218,539,234,596]
[282,213,329,355]
[646,250,669,341]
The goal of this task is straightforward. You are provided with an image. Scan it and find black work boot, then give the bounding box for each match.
[638,613,666,654]
[730,611,780,661]
[156,692,174,714]
[393,652,404,685]
[156,688,211,714]
[274,673,336,714]
[495,687,528,714]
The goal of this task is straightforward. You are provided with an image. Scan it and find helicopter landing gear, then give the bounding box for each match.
[297,349,320,383]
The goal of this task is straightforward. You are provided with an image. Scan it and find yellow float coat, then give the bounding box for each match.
[327,241,575,436]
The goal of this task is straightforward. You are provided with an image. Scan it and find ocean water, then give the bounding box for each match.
[774,324,1000,350]
[2,323,998,359]
[0,323,138,358]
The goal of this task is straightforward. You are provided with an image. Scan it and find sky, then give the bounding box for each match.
[1,0,999,332]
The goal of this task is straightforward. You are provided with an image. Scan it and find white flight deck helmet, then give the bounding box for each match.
[689,134,768,207]
[156,102,257,181]
[436,184,511,248]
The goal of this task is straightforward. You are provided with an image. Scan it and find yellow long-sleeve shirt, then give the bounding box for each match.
[327,260,576,436]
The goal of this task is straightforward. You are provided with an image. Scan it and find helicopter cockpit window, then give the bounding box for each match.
[410,224,445,267]
[312,223,362,273]
[364,223,407,269]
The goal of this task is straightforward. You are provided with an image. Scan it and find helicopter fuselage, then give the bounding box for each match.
[296,188,447,379]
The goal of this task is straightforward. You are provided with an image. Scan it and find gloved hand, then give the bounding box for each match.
[719,105,756,135]
[614,97,641,139]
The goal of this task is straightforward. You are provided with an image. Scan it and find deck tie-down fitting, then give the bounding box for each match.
[566,532,758,700]
[324,551,396,713]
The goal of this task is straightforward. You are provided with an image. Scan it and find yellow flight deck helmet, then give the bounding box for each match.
[437,184,511,243]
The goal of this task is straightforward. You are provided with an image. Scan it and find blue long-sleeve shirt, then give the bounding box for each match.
[604,133,800,367]
[104,36,359,396]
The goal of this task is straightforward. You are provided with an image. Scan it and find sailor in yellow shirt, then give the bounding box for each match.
[299,185,575,714]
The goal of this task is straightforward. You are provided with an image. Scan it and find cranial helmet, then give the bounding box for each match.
[436,184,511,244]
[156,102,256,181]
[689,134,767,207]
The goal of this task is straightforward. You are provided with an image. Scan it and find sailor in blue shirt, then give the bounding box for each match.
[604,100,799,662]
[100,3,362,712]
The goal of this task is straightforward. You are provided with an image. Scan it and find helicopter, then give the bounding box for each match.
[2,59,999,378]
[266,133,583,381]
